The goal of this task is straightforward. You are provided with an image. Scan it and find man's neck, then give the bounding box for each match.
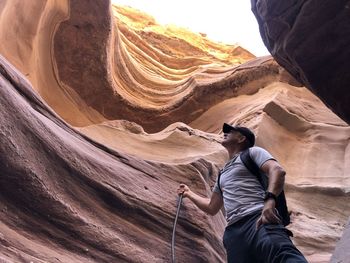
[227,146,244,159]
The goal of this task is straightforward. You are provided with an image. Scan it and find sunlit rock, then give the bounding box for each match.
[0,1,349,262]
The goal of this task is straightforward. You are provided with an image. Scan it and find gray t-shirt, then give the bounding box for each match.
[213,146,275,225]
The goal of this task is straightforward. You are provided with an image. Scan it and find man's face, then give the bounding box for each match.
[221,130,245,147]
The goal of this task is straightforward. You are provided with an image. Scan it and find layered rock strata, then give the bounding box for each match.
[0,1,349,262]
[251,2,350,259]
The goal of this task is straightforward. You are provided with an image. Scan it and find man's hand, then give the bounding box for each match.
[177,183,191,198]
[176,183,223,215]
[256,199,282,229]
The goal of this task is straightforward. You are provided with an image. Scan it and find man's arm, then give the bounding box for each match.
[177,184,223,215]
[262,159,286,196]
[256,159,286,227]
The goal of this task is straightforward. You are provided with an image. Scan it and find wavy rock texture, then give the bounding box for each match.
[251,0,350,124]
[0,0,349,262]
[251,2,350,261]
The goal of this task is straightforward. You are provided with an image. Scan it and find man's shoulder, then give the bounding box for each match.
[248,146,269,155]
[247,146,275,163]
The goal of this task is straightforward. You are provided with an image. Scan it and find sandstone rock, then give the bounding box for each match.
[0,54,226,262]
[251,0,350,124]
[0,1,349,262]
[331,219,350,263]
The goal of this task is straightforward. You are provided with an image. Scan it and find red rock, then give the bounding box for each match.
[0,1,349,262]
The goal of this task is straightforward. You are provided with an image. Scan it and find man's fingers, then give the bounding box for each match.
[177,188,184,195]
[269,215,280,224]
[256,216,262,229]
[177,184,187,196]
[269,209,282,223]
[263,209,282,224]
[274,213,282,224]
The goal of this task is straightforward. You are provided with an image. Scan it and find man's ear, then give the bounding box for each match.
[237,134,246,144]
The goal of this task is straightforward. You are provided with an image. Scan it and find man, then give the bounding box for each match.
[177,123,307,263]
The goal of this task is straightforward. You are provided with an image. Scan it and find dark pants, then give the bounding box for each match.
[223,212,308,263]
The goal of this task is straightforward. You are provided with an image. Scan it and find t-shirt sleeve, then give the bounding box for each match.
[212,171,222,194]
[249,146,276,168]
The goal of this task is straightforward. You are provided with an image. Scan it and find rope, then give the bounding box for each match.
[171,194,183,263]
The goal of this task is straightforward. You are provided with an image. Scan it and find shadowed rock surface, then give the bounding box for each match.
[0,0,349,262]
[251,2,350,260]
[251,0,350,124]
[331,219,350,263]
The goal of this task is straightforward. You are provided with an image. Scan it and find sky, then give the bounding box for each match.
[112,0,270,57]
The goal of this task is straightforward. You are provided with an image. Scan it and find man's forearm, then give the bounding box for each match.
[267,166,286,196]
[178,183,222,215]
[187,191,212,214]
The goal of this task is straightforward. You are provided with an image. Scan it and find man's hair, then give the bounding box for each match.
[241,135,252,150]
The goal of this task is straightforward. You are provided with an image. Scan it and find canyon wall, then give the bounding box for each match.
[0,0,349,262]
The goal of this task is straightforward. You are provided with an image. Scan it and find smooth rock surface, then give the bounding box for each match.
[331,219,350,263]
